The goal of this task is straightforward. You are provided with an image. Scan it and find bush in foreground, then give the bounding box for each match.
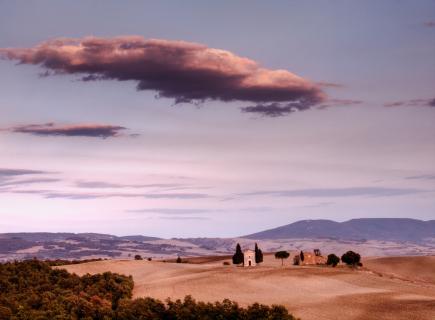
[0,259,298,320]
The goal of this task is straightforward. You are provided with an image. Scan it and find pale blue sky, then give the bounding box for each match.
[0,1,434,237]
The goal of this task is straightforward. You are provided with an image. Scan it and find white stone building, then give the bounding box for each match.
[243,249,256,267]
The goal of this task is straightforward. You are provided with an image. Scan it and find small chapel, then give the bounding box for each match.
[243,249,256,267]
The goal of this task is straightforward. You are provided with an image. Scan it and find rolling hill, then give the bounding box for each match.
[244,218,435,242]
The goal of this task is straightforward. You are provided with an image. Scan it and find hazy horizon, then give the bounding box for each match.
[1,1,434,238]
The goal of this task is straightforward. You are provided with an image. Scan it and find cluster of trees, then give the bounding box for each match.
[327,251,362,267]
[0,259,133,319]
[134,255,152,261]
[0,259,298,319]
[232,243,263,265]
[272,250,362,267]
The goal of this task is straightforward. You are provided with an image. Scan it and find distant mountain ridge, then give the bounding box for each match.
[1,219,434,261]
[0,232,160,242]
[244,218,435,242]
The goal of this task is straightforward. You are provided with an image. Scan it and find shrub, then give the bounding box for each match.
[147,257,152,261]
[326,254,340,267]
[223,261,230,265]
[134,255,142,260]
[341,251,361,266]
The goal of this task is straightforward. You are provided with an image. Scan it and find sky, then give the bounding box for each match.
[0,0,434,238]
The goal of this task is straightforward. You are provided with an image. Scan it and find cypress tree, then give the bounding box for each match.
[255,243,263,263]
[232,243,244,264]
[300,250,305,262]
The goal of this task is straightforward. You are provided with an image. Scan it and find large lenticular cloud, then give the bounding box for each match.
[0,36,326,116]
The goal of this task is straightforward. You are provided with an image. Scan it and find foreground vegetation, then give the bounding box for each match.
[0,259,298,320]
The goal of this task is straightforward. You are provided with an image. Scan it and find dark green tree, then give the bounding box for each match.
[232,243,244,265]
[134,254,142,260]
[341,251,361,266]
[255,243,263,264]
[326,254,340,267]
[300,250,305,262]
[274,251,290,266]
[176,256,182,263]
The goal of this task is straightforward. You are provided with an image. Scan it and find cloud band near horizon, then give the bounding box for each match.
[7,123,127,138]
[0,36,326,116]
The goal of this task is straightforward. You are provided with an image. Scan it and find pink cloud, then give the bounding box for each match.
[0,36,326,116]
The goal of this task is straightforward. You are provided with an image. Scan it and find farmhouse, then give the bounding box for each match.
[295,249,326,265]
[243,249,256,267]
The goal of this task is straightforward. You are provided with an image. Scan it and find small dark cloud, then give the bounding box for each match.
[8,123,127,138]
[0,36,326,117]
[241,101,312,117]
[384,98,435,108]
[405,174,435,181]
[424,21,435,27]
[0,168,49,177]
[241,98,363,117]
[240,187,426,198]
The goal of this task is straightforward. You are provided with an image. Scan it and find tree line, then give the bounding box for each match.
[274,250,361,267]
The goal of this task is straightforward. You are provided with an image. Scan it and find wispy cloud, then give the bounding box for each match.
[0,178,60,187]
[240,187,427,198]
[0,36,326,117]
[320,98,363,108]
[0,189,210,200]
[241,98,363,117]
[0,168,50,177]
[405,174,435,181]
[384,98,435,108]
[423,21,435,27]
[127,208,213,215]
[158,216,210,221]
[7,123,128,138]
[76,181,185,189]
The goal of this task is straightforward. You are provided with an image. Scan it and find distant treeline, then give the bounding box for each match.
[0,259,298,320]
[46,258,106,266]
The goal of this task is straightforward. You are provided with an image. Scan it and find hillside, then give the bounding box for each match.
[244,218,435,242]
[1,218,435,261]
[61,255,435,320]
